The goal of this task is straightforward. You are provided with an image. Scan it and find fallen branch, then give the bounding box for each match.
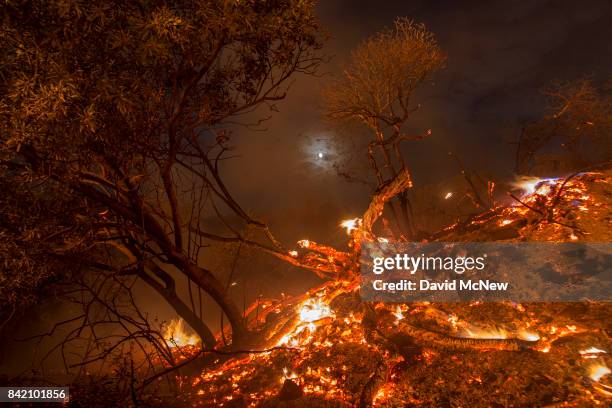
[508,193,544,215]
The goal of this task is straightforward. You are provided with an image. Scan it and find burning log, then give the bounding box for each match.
[362,168,413,238]
[395,321,536,352]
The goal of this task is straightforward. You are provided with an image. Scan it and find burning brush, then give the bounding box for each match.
[163,171,610,406]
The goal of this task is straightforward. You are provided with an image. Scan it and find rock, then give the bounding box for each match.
[278,379,303,401]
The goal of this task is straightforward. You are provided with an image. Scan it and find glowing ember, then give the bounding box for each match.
[297,239,310,248]
[444,192,453,200]
[372,383,394,406]
[447,314,459,329]
[340,218,361,235]
[163,318,199,348]
[393,305,404,324]
[281,367,299,383]
[589,363,611,382]
[288,250,298,257]
[299,298,334,323]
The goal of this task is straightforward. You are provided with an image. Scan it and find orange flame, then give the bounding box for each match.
[340,218,361,235]
[589,363,611,382]
[164,318,199,348]
[580,347,606,359]
[299,298,334,323]
[511,176,559,195]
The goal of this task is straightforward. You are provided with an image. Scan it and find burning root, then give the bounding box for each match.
[387,322,535,352]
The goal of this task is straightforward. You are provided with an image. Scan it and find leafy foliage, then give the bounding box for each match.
[324,18,445,130]
[0,0,323,346]
[0,163,102,324]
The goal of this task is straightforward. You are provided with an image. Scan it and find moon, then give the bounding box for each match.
[302,132,337,171]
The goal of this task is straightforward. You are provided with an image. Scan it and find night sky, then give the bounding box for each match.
[67,0,612,335]
[223,0,611,248]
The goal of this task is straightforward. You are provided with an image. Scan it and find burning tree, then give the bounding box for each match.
[0,0,324,353]
[323,18,446,238]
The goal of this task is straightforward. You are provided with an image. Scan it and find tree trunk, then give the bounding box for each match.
[178,260,249,345]
[138,265,217,348]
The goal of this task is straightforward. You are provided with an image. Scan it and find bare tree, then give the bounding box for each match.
[324,18,445,238]
[516,78,612,174]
